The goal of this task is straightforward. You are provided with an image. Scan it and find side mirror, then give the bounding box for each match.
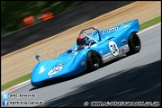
[36,54,40,62]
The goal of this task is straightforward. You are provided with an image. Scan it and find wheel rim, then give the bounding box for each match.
[90,53,99,67]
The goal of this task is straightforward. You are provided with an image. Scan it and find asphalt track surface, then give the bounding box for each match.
[4,24,161,107]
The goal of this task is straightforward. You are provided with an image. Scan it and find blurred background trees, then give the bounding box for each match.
[1,1,91,37]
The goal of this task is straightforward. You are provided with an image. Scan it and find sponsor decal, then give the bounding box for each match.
[102,53,111,58]
[121,39,126,44]
[103,26,118,34]
[123,24,129,28]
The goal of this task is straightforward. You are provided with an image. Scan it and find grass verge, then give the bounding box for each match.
[1,16,161,91]
[1,73,31,91]
[140,16,161,30]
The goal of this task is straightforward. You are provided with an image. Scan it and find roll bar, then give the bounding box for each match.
[79,27,101,42]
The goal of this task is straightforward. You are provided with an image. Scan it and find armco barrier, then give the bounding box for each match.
[1,1,134,56]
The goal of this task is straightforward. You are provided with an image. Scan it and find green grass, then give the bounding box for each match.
[1,73,31,91]
[140,16,161,30]
[1,16,161,91]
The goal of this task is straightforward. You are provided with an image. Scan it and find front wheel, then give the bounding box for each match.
[127,33,141,55]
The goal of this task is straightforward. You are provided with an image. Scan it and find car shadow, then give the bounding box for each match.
[29,55,128,91]
[29,70,91,91]
[37,60,161,107]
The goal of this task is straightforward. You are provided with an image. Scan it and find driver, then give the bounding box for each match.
[76,35,90,49]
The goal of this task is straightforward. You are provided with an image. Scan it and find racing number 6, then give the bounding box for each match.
[108,41,119,56]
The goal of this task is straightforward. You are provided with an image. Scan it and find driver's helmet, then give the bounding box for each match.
[76,35,86,47]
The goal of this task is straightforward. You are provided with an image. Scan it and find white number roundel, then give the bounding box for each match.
[48,65,63,76]
[108,41,119,56]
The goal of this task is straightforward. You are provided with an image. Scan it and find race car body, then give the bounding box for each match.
[31,19,141,86]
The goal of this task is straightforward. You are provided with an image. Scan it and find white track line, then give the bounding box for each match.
[1,80,31,94]
[1,22,161,94]
[8,80,31,93]
[138,23,161,34]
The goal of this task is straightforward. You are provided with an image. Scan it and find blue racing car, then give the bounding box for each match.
[31,19,141,86]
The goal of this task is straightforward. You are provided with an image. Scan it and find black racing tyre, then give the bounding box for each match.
[127,32,141,55]
[87,51,101,71]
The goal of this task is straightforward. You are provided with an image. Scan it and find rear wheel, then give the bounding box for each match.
[127,33,141,56]
[87,51,101,71]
